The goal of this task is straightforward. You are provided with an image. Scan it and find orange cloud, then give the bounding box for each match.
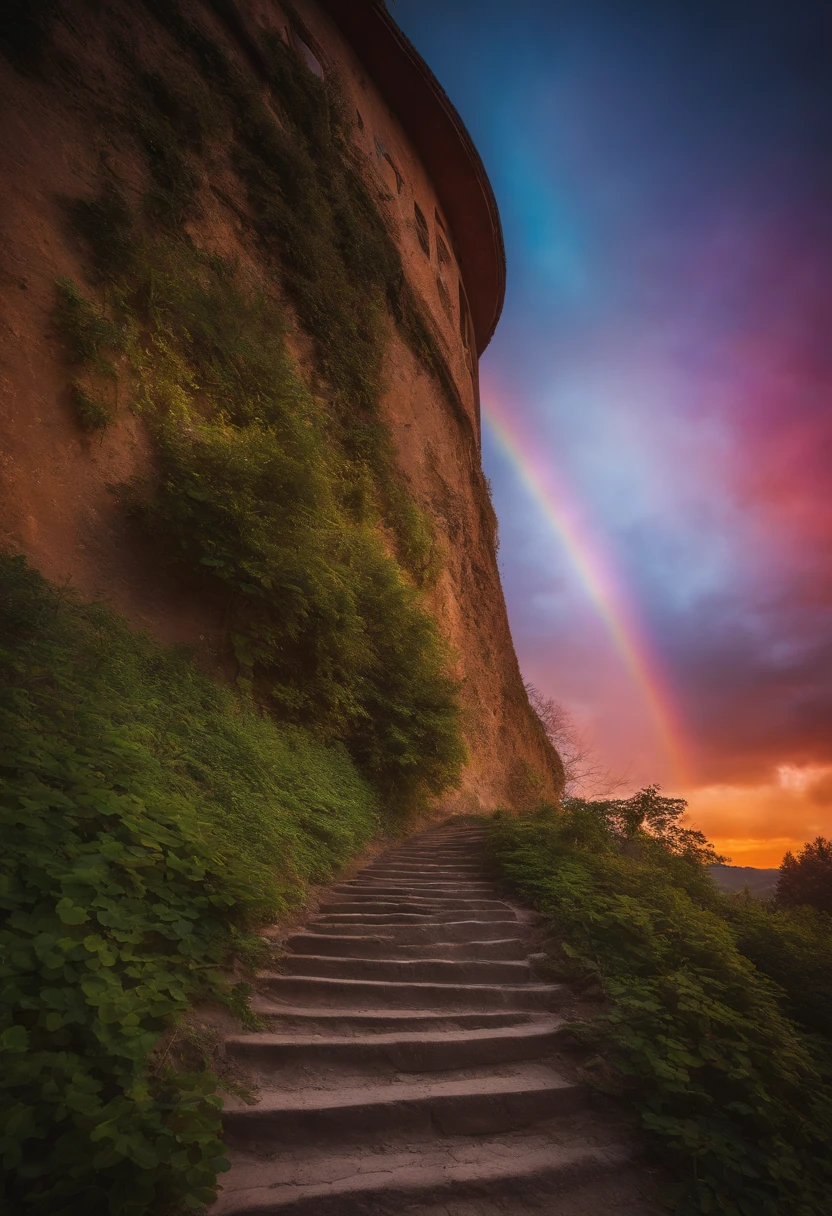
[684,765,832,866]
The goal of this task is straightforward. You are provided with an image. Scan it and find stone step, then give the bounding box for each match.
[309,908,516,924]
[222,1065,585,1148]
[257,973,564,1011]
[333,881,497,893]
[376,850,487,862]
[303,918,521,941]
[361,873,491,884]
[364,856,486,865]
[225,1018,566,1074]
[365,862,488,871]
[249,1002,538,1034]
[282,933,526,960]
[279,954,532,984]
[217,821,658,1216]
[317,898,512,914]
[212,1139,637,1216]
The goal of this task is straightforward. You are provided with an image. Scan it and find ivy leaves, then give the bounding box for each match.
[0,556,378,1213]
[490,807,832,1215]
[0,727,234,1210]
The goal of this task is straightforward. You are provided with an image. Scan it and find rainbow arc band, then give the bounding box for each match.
[485,397,689,787]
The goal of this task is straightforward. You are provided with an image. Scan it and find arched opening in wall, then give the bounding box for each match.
[436,231,452,269]
[374,137,403,196]
[356,109,364,131]
[290,28,324,79]
[414,202,430,257]
[434,207,447,235]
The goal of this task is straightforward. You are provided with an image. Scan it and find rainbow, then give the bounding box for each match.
[483,394,689,785]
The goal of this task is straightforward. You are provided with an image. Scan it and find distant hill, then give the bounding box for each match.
[710,865,779,899]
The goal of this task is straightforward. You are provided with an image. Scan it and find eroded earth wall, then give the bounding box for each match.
[0,0,563,807]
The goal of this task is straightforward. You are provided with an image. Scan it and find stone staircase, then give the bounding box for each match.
[213,821,663,1215]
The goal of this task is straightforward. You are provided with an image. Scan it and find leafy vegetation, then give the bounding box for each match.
[68,381,114,431]
[489,796,832,1216]
[54,236,463,803]
[0,553,381,1215]
[776,836,832,915]
[48,6,468,807]
[8,6,476,1211]
[725,895,832,1043]
[54,276,122,370]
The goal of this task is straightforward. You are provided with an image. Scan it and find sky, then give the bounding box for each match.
[394,0,832,865]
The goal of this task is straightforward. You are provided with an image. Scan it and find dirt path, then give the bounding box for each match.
[213,820,665,1215]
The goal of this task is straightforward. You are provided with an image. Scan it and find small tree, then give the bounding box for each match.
[524,682,625,797]
[567,785,725,866]
[776,837,832,915]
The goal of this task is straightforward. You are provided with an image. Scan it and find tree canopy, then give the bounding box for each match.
[776,836,832,915]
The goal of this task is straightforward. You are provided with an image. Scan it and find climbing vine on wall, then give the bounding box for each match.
[53,0,468,805]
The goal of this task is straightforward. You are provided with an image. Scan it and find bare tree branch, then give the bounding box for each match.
[524,681,628,798]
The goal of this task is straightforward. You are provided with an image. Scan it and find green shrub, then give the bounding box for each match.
[776,837,832,916]
[141,0,469,549]
[69,381,114,430]
[52,2,469,808]
[57,202,464,807]
[489,803,832,1215]
[54,277,122,369]
[0,554,380,1214]
[725,896,832,1042]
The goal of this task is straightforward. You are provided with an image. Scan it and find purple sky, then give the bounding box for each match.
[394,0,832,861]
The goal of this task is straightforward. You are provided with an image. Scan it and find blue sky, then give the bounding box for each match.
[393,0,832,861]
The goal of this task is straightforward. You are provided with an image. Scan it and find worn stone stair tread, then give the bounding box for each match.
[257,973,563,1010]
[249,1002,538,1031]
[225,1018,566,1070]
[303,918,521,939]
[278,954,532,983]
[323,892,508,902]
[316,905,515,918]
[310,909,516,923]
[212,1139,635,1215]
[333,883,497,893]
[223,1062,580,1115]
[217,820,660,1214]
[282,933,526,959]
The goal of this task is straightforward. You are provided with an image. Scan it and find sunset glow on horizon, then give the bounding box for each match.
[398,0,832,868]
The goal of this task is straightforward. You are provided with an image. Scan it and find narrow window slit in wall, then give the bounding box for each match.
[459,282,471,350]
[374,137,403,195]
[434,207,447,234]
[388,156,404,193]
[356,109,364,130]
[437,275,453,321]
[290,28,324,79]
[414,203,431,257]
[436,232,452,268]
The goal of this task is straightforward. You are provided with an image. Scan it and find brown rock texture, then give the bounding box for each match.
[0,0,562,807]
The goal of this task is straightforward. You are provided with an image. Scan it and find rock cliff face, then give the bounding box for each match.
[0,0,563,807]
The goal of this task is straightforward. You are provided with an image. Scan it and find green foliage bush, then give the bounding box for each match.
[50,7,467,807]
[0,554,380,1213]
[725,896,832,1043]
[54,277,122,371]
[54,232,463,803]
[141,0,469,545]
[68,382,114,431]
[776,837,832,916]
[489,800,832,1215]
